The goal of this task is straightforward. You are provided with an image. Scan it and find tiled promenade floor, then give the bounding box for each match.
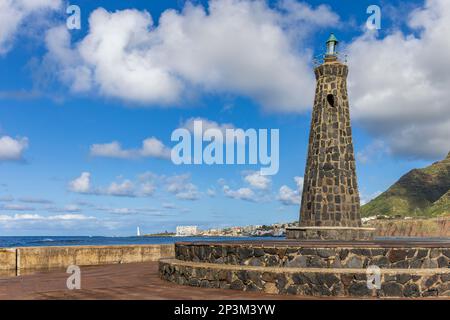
[0,262,316,300]
[1,262,447,300]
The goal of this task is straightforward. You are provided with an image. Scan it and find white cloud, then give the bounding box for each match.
[0,0,61,55]
[18,197,53,204]
[0,213,94,222]
[106,180,136,197]
[68,171,199,199]
[46,214,91,221]
[166,174,200,200]
[90,137,170,160]
[182,117,235,136]
[69,174,154,198]
[347,0,450,159]
[223,185,255,201]
[96,206,161,215]
[0,136,28,161]
[45,204,82,213]
[140,182,156,196]
[356,140,389,164]
[44,0,339,111]
[278,185,299,206]
[90,141,133,159]
[162,202,177,209]
[140,137,171,159]
[278,176,303,206]
[1,204,35,211]
[243,171,271,190]
[68,172,91,193]
[206,188,216,197]
[59,205,81,213]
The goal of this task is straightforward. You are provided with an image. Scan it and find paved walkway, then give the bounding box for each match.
[0,262,315,300]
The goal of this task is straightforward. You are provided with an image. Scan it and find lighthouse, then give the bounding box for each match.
[286,34,375,241]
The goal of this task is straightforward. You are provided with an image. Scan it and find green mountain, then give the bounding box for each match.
[361,152,450,218]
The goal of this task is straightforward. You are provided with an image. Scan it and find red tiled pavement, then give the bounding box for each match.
[0,262,317,300]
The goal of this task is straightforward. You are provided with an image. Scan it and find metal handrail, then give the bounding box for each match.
[313,52,348,66]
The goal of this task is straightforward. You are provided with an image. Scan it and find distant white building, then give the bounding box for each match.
[176,226,198,236]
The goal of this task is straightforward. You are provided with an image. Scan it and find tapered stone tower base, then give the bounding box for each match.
[286,34,375,240]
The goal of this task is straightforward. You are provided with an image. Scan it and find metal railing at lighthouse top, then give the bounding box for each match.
[313,52,348,66]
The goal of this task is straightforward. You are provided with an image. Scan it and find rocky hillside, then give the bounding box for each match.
[361,152,450,217]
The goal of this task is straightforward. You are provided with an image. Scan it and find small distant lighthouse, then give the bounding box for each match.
[287,33,375,241]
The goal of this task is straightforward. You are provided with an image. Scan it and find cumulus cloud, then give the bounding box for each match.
[182,117,235,136]
[0,136,28,161]
[106,180,136,197]
[43,0,339,111]
[90,137,171,160]
[68,172,91,193]
[140,138,171,159]
[0,0,61,55]
[347,0,450,159]
[90,141,133,159]
[243,171,271,190]
[68,171,199,200]
[140,183,156,196]
[166,174,200,200]
[69,172,156,198]
[277,176,303,205]
[223,185,255,201]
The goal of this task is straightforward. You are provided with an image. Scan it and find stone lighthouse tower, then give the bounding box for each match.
[286,34,375,241]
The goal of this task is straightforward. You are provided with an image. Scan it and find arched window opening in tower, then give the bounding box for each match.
[326,94,335,107]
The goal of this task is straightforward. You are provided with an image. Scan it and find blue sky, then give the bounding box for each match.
[0,0,448,236]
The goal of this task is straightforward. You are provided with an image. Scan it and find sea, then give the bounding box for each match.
[0,236,448,248]
[0,236,283,248]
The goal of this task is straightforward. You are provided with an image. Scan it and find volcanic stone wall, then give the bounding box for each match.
[300,61,361,227]
[160,242,450,297]
[175,243,450,269]
[160,259,450,297]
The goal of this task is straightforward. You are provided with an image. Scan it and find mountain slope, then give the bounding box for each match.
[361,152,450,217]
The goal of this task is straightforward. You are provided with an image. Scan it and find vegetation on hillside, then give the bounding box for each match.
[361,152,450,218]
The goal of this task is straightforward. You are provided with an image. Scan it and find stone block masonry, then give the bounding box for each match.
[159,241,450,298]
[175,242,450,269]
[160,259,450,298]
[300,61,361,229]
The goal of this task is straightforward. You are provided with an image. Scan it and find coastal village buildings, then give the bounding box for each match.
[175,226,199,236]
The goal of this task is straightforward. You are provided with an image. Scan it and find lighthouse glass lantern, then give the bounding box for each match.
[326,33,338,56]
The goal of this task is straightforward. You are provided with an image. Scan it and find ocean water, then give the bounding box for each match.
[0,236,282,248]
[0,236,448,248]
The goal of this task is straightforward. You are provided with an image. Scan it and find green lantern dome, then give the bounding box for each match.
[325,33,338,56]
[326,33,338,44]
